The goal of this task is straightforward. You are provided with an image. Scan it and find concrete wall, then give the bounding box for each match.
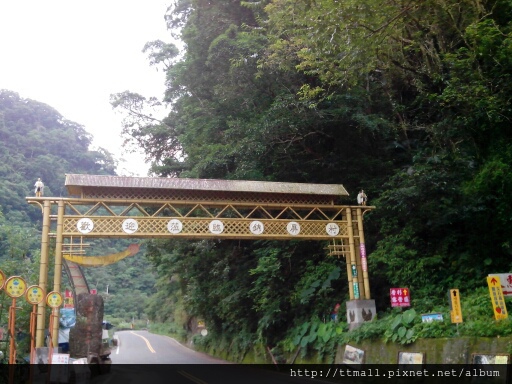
[335,337,512,364]
[193,336,512,364]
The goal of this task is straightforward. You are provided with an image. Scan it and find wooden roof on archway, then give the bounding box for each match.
[26,174,371,242]
[65,174,349,205]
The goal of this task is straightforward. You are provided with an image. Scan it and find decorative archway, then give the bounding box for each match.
[27,174,374,347]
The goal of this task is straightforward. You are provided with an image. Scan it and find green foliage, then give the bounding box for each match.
[383,309,419,345]
[106,0,512,360]
[280,317,346,362]
[148,321,188,342]
[0,90,116,222]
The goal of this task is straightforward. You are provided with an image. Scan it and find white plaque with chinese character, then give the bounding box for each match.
[77,218,94,234]
[249,221,264,235]
[167,219,183,234]
[287,222,301,235]
[325,223,340,236]
[122,219,139,234]
[209,220,224,234]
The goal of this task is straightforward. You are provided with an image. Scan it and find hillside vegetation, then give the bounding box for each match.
[1,0,511,363]
[0,91,155,350]
[111,0,512,360]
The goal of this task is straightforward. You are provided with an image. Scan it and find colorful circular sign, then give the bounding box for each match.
[0,269,5,290]
[4,276,27,298]
[25,285,45,305]
[46,291,63,308]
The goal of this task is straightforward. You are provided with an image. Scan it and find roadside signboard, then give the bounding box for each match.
[25,285,45,305]
[64,289,74,308]
[390,287,410,307]
[449,289,463,323]
[360,244,367,272]
[0,269,5,290]
[487,276,508,320]
[488,273,512,297]
[4,276,27,298]
[421,313,443,323]
[46,291,63,308]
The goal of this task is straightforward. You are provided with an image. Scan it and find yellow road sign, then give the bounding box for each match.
[487,276,508,320]
[0,269,5,289]
[449,289,463,323]
[25,285,45,305]
[4,276,27,298]
[46,291,63,308]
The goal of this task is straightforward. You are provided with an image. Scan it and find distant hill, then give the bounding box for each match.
[0,90,153,322]
[0,89,116,222]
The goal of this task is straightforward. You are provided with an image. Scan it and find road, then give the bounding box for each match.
[89,330,326,384]
[110,330,227,364]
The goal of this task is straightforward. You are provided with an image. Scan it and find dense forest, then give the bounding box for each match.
[0,91,155,346]
[110,0,512,360]
[1,0,511,363]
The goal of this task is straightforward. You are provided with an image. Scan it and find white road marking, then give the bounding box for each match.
[113,334,120,354]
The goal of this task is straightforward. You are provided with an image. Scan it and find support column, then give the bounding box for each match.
[356,208,371,299]
[342,239,354,300]
[36,200,51,347]
[346,207,375,330]
[51,200,65,347]
[345,208,360,299]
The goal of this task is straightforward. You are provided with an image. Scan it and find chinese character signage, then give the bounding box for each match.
[390,288,411,307]
[326,223,340,236]
[64,289,74,308]
[25,285,45,305]
[353,282,360,299]
[250,221,264,235]
[488,273,512,297]
[46,291,63,308]
[286,222,301,236]
[122,219,139,234]
[209,220,224,234]
[52,353,69,364]
[487,276,508,320]
[167,219,183,234]
[359,244,368,272]
[4,276,27,298]
[76,218,94,234]
[449,289,463,323]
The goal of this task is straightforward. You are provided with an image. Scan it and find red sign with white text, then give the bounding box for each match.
[390,287,411,307]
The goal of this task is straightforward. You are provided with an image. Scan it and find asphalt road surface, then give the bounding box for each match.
[89,330,327,384]
[110,330,227,364]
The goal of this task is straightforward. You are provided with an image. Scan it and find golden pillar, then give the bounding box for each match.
[343,239,354,299]
[51,200,65,346]
[356,208,371,299]
[36,200,51,347]
[346,208,361,299]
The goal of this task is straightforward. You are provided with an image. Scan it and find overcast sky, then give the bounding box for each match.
[0,1,173,176]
